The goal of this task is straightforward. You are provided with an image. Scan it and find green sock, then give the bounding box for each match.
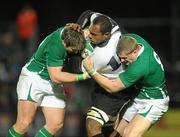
[35,127,54,137]
[7,127,23,137]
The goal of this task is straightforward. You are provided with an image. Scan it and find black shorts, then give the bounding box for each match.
[91,83,136,116]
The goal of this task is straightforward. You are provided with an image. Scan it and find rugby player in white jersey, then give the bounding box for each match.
[70,10,135,137]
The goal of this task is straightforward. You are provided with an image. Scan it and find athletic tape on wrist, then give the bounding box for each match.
[88,69,97,76]
[76,74,85,81]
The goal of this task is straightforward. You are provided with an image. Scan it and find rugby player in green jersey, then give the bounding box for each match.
[83,33,169,137]
[7,25,89,137]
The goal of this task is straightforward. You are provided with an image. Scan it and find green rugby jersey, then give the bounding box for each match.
[81,38,94,58]
[119,33,168,99]
[25,27,67,80]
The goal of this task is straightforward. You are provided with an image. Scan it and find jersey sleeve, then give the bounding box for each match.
[46,38,65,67]
[119,61,146,88]
[81,40,94,72]
[76,10,94,28]
[81,39,94,58]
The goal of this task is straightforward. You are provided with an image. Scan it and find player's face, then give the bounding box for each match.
[118,51,137,65]
[88,24,107,44]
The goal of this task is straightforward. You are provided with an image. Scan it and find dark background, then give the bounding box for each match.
[2,1,173,33]
[1,0,179,62]
[0,0,173,37]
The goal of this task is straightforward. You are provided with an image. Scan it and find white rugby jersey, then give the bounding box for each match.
[82,31,124,79]
[92,31,124,79]
[79,10,124,79]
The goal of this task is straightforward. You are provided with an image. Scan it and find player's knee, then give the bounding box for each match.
[52,123,64,133]
[47,120,64,133]
[86,118,102,134]
[124,133,141,137]
[123,128,140,137]
[86,107,109,126]
[15,118,31,131]
[86,107,109,136]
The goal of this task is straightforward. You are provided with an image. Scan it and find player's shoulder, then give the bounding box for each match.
[106,31,121,49]
[110,31,121,40]
[47,27,64,40]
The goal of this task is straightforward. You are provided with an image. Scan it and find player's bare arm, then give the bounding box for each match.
[48,66,77,83]
[48,66,89,84]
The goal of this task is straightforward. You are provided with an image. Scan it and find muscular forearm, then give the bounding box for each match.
[51,71,90,84]
[52,71,77,84]
[91,72,125,93]
[48,66,88,84]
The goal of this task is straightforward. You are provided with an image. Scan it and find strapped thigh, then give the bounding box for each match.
[87,106,109,125]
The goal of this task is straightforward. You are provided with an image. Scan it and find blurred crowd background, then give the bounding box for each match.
[0,0,180,137]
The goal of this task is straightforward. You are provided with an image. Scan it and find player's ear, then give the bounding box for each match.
[104,32,111,38]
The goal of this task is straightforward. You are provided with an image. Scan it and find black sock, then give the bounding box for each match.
[110,129,122,137]
[93,133,104,137]
[114,131,122,137]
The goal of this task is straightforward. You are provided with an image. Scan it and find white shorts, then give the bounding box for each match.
[17,67,66,108]
[123,97,169,124]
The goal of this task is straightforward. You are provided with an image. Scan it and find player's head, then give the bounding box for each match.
[62,25,85,54]
[116,36,140,65]
[89,15,112,44]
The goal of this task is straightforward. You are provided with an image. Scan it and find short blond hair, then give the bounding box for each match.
[62,26,85,51]
[117,36,138,54]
